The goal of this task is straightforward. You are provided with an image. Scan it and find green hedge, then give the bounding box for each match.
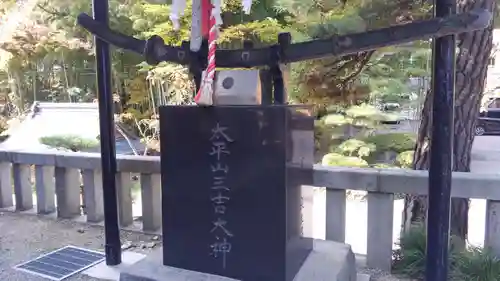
[40,135,99,152]
[363,133,416,154]
[334,139,376,158]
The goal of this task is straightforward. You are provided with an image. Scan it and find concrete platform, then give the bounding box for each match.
[83,251,147,280]
[120,239,357,281]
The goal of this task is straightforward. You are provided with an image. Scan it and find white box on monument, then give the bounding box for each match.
[208,70,262,105]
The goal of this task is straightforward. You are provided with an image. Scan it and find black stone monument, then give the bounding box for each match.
[160,105,314,281]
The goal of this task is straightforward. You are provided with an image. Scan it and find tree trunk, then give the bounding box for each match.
[401,0,495,242]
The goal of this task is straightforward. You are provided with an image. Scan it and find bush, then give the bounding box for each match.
[335,139,376,158]
[322,113,350,126]
[40,135,99,152]
[321,153,368,167]
[345,104,386,121]
[451,247,500,280]
[363,133,416,154]
[345,104,387,129]
[396,150,414,168]
[392,225,429,279]
[393,225,500,281]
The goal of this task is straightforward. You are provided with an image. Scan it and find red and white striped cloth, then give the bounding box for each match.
[194,1,218,106]
[170,0,254,106]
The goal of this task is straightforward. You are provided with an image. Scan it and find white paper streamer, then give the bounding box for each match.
[242,0,253,14]
[212,0,223,26]
[170,0,186,30]
[190,0,202,51]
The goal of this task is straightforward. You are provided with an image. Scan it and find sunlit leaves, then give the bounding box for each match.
[0,0,433,122]
[218,18,288,46]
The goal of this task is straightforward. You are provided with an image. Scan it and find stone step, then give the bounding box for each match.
[120,239,358,281]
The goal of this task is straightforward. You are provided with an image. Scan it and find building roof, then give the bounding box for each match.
[0,102,145,155]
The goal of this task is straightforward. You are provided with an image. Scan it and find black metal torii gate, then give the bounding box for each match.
[81,0,491,279]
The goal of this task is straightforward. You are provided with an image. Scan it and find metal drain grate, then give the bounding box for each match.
[14,246,105,280]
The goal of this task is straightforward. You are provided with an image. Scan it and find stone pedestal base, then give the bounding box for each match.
[120,239,357,281]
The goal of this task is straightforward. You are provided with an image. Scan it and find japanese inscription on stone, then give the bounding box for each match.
[209,122,234,269]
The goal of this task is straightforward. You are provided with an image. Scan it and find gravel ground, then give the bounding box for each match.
[0,211,160,281]
[354,255,412,281]
[358,268,414,281]
[0,210,411,281]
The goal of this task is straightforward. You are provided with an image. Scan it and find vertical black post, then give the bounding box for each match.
[93,0,122,265]
[260,69,273,104]
[186,40,202,93]
[272,33,291,104]
[425,0,455,278]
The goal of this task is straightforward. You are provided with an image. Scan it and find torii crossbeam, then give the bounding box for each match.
[78,9,490,68]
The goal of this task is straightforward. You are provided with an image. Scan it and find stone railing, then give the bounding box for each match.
[314,165,500,271]
[0,150,161,232]
[1,150,500,272]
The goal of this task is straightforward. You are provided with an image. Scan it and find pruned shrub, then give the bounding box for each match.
[396,150,414,168]
[335,138,376,158]
[321,153,368,167]
[363,132,416,154]
[323,113,350,126]
[40,135,99,152]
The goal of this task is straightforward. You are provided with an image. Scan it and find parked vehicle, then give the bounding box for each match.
[476,108,500,135]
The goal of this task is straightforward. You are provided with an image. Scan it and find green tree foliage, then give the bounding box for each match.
[0,0,431,149]
[284,0,430,112]
[362,44,431,104]
[0,0,431,108]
